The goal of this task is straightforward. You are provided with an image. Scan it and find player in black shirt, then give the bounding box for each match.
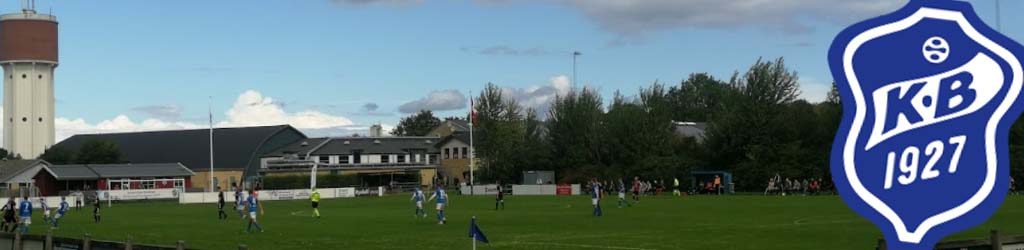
[1,197,16,232]
[495,181,505,210]
[218,187,227,220]
[93,194,101,223]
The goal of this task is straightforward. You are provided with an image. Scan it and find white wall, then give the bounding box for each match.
[512,184,581,196]
[178,188,356,204]
[3,62,56,158]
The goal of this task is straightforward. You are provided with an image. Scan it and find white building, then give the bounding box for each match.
[0,7,59,158]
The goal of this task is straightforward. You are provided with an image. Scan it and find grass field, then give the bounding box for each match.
[13,194,1024,250]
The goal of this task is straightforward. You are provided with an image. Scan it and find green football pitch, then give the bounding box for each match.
[16,194,1024,250]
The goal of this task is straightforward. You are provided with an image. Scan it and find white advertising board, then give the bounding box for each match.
[178,188,356,204]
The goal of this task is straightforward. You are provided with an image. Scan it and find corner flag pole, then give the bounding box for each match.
[472,216,477,250]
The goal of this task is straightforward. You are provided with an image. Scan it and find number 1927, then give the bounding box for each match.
[884,135,967,190]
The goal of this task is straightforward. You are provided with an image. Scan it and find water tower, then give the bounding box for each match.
[0,0,57,158]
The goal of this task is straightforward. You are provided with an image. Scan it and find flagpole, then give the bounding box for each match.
[209,96,215,193]
[469,91,475,195]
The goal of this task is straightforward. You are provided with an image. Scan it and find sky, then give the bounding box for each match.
[0,0,1021,141]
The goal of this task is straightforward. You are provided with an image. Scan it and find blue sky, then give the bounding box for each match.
[1,0,1021,140]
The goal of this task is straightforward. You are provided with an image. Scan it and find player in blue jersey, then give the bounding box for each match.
[245,189,264,233]
[18,195,32,233]
[52,197,69,229]
[410,188,426,218]
[591,178,602,216]
[427,185,448,225]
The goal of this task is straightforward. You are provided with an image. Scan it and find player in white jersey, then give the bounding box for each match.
[427,185,448,225]
[617,179,629,208]
[590,178,603,216]
[410,188,426,218]
[39,198,51,223]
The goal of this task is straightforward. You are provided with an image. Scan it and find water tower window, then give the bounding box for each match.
[21,74,26,79]
[38,117,42,122]
[37,75,42,79]
[21,117,26,122]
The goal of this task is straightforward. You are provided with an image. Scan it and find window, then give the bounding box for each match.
[21,74,25,79]
[38,117,42,122]
[381,155,390,163]
[21,117,26,122]
[444,148,451,159]
[453,147,460,159]
[37,74,42,79]
[462,147,468,159]
[142,180,155,189]
[318,156,329,164]
[339,156,350,164]
[397,155,406,163]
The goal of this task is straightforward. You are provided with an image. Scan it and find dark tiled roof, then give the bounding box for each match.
[447,120,471,132]
[75,163,194,178]
[262,138,330,157]
[436,132,471,147]
[51,125,305,171]
[267,136,441,157]
[46,163,193,180]
[0,160,48,183]
[47,165,98,180]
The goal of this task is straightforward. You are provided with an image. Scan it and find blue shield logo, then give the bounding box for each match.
[828,0,1024,249]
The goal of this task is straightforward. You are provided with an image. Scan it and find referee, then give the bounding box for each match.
[311,188,321,219]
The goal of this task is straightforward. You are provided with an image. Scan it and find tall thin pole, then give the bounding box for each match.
[996,0,1002,32]
[572,51,579,90]
[469,92,475,194]
[209,96,215,193]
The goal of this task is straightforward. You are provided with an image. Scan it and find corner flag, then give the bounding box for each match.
[469,217,489,244]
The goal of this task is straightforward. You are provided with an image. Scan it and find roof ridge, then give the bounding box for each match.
[65,125,291,137]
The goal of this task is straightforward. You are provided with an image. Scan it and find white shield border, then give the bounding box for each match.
[842,7,1023,244]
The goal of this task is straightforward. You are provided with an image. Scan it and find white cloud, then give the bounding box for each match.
[0,90,359,143]
[398,90,468,114]
[217,90,354,129]
[55,116,203,142]
[800,77,832,103]
[498,75,571,114]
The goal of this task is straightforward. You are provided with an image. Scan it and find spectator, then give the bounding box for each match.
[764,179,778,196]
[1011,176,1017,195]
[798,179,806,195]
[714,175,723,195]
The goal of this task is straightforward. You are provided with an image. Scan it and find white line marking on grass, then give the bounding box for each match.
[289,210,309,217]
[500,241,659,250]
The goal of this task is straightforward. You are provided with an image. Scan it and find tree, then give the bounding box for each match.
[40,147,76,164]
[75,140,124,164]
[668,73,732,122]
[474,83,526,184]
[390,110,442,136]
[702,57,813,190]
[547,87,605,182]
